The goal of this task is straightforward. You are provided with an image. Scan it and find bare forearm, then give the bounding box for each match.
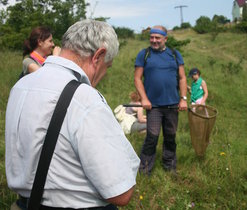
[134,67,152,109]
[106,186,135,206]
[179,77,187,97]
[134,77,147,101]
[179,65,187,97]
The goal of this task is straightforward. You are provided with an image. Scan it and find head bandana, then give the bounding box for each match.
[150,28,167,37]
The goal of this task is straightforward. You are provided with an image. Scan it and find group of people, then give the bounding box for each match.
[5,20,208,210]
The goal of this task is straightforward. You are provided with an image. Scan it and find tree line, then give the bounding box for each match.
[1,0,247,51]
[0,0,88,49]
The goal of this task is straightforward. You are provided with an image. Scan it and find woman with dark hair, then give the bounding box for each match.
[22,26,61,76]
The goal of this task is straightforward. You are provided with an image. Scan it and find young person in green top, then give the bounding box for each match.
[187,68,208,105]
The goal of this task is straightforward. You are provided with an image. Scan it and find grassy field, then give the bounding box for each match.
[0,29,247,209]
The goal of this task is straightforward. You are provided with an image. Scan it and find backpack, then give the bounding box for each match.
[19,56,37,80]
[18,71,27,80]
[143,47,180,90]
[114,105,137,134]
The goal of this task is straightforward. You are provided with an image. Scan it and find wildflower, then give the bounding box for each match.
[188,202,195,208]
[139,195,143,200]
[226,167,229,171]
[220,152,225,156]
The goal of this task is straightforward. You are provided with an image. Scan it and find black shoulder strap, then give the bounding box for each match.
[171,49,180,90]
[171,48,178,67]
[27,80,81,210]
[143,46,151,67]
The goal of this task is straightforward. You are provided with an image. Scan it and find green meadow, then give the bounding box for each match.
[0,29,247,209]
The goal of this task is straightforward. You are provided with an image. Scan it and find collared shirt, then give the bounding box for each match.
[5,56,140,208]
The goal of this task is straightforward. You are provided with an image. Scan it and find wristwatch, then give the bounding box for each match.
[180,96,187,101]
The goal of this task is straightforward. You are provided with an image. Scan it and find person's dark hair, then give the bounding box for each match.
[23,26,52,57]
[129,91,141,102]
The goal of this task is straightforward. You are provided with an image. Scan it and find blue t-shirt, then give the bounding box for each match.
[135,47,184,106]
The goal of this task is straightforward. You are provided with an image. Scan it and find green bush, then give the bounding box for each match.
[166,36,190,51]
[181,22,192,29]
[194,16,213,34]
[113,27,134,39]
[234,21,247,33]
[172,26,180,31]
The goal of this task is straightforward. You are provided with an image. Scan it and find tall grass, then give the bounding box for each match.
[0,30,247,209]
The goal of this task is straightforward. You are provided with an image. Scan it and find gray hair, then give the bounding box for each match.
[62,19,119,62]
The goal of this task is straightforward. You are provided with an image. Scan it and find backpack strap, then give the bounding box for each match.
[19,56,38,80]
[143,47,151,67]
[143,47,180,90]
[27,80,81,210]
[171,49,180,90]
[143,47,178,68]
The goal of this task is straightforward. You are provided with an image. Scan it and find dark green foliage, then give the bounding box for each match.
[166,36,190,51]
[0,0,88,50]
[181,22,192,29]
[113,27,134,39]
[242,3,247,22]
[94,17,110,22]
[194,16,213,34]
[172,23,191,31]
[172,26,180,31]
[194,15,230,35]
[234,21,247,33]
[212,15,230,25]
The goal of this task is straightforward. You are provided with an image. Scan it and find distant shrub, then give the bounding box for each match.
[212,15,230,25]
[234,21,247,33]
[113,27,134,39]
[194,16,213,34]
[0,32,26,49]
[172,23,191,31]
[242,3,247,22]
[166,36,190,51]
[181,22,192,29]
[172,26,180,31]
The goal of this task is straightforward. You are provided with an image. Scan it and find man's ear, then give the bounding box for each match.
[92,48,106,65]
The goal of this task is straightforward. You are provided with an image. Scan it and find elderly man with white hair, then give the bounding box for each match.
[5,20,140,210]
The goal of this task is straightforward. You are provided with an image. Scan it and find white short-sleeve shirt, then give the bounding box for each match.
[5,56,140,208]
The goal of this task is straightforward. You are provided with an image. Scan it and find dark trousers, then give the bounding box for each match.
[139,106,178,175]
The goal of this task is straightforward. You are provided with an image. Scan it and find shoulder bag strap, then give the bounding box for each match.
[27,80,81,210]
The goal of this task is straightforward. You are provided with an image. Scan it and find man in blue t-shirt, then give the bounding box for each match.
[134,25,187,175]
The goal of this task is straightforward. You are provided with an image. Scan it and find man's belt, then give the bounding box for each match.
[18,195,115,210]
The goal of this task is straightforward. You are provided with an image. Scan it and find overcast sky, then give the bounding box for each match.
[2,0,235,33]
[86,0,234,32]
